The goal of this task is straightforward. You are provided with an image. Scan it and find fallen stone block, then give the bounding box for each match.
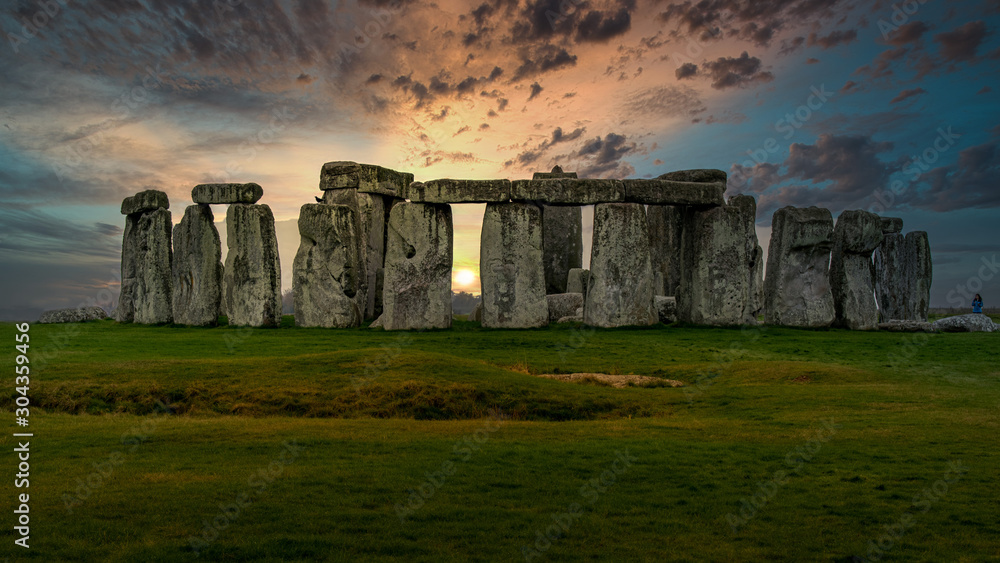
[38,307,108,324]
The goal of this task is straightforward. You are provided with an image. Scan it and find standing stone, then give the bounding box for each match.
[647,204,683,297]
[480,203,548,328]
[566,268,591,296]
[223,204,281,327]
[546,293,584,323]
[904,231,932,321]
[133,208,173,324]
[293,204,362,328]
[584,203,656,327]
[829,210,883,330]
[764,206,835,327]
[874,233,906,321]
[172,205,223,326]
[117,214,140,323]
[541,205,583,294]
[358,193,386,321]
[382,202,453,330]
[679,205,750,326]
[654,296,678,324]
[728,194,764,323]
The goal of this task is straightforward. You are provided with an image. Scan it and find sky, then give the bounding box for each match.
[1,0,998,320]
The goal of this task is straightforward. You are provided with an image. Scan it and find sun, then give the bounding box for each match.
[454,269,476,287]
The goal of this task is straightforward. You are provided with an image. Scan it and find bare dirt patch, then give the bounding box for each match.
[536,373,684,388]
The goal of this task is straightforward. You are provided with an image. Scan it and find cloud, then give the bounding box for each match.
[675,62,698,79]
[885,21,929,46]
[512,45,578,80]
[572,133,640,178]
[620,85,705,118]
[935,20,991,63]
[701,51,774,90]
[807,29,858,49]
[528,82,543,101]
[905,141,1000,211]
[889,87,928,104]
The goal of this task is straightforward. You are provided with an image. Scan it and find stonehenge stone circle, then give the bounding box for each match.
[904,231,932,322]
[874,233,906,321]
[678,205,750,326]
[546,293,584,323]
[223,203,282,327]
[647,204,683,298]
[829,210,883,330]
[480,203,548,328]
[293,204,362,328]
[191,183,263,204]
[382,202,453,330]
[764,206,836,328]
[172,205,223,326]
[566,268,591,297]
[541,205,583,294]
[584,203,655,327]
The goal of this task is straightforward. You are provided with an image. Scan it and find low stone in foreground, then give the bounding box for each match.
[932,314,996,333]
[38,307,107,324]
[546,293,583,323]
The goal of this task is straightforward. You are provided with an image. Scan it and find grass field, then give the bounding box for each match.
[2,318,999,562]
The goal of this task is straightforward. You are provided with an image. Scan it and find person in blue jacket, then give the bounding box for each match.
[972,294,983,314]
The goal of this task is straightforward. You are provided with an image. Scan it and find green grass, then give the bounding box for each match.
[2,319,999,561]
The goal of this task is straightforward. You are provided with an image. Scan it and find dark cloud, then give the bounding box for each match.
[506,126,587,168]
[805,57,819,64]
[508,0,634,44]
[778,36,805,55]
[572,133,640,178]
[512,45,577,80]
[906,141,1000,211]
[885,21,929,46]
[889,87,927,104]
[807,29,857,49]
[675,62,698,79]
[854,47,908,79]
[935,20,991,63]
[528,82,543,101]
[701,51,774,90]
[575,7,633,43]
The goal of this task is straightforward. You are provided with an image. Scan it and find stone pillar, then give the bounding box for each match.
[533,167,582,295]
[647,204,683,297]
[293,204,362,328]
[584,203,655,327]
[223,203,281,327]
[830,210,883,330]
[172,205,223,326]
[904,231,932,321]
[763,206,835,327]
[117,190,172,324]
[874,218,905,322]
[566,268,590,297]
[728,194,764,323]
[678,205,750,326]
[480,202,548,328]
[382,202,453,330]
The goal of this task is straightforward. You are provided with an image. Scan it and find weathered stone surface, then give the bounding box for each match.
[933,314,996,333]
[470,302,483,323]
[647,205,683,297]
[533,165,578,180]
[584,203,656,327]
[116,214,140,322]
[566,268,591,296]
[679,205,750,326]
[542,205,583,294]
[764,206,835,327]
[172,205,223,326]
[874,233,906,321]
[657,169,727,184]
[654,296,677,324]
[191,183,263,204]
[880,217,903,234]
[357,193,385,321]
[547,293,584,323]
[830,210,883,330]
[120,190,169,215]
[369,314,384,329]
[904,231,932,322]
[480,202,548,328]
[510,178,624,204]
[293,204,362,328]
[39,307,108,324]
[406,179,510,203]
[382,202,453,330]
[556,315,584,323]
[320,161,409,196]
[623,179,726,206]
[132,208,174,324]
[223,204,281,327]
[879,320,936,333]
[728,194,763,323]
